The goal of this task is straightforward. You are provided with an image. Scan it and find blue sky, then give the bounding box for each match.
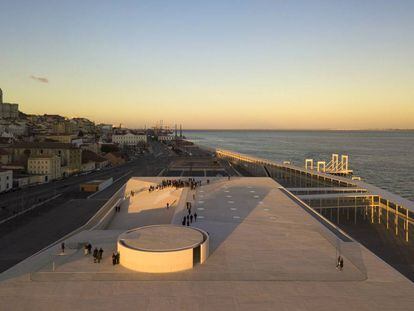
[0,0,413,129]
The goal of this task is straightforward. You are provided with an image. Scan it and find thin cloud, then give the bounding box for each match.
[30,75,49,83]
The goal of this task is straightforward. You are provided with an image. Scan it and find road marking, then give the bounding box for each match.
[230,207,237,211]
[197,207,205,211]
[228,201,234,204]
[0,194,62,225]
[198,200,204,204]
[232,216,240,219]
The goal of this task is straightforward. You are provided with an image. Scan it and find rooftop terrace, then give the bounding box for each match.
[0,177,413,310]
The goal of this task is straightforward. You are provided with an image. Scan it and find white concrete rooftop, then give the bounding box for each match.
[1,177,414,310]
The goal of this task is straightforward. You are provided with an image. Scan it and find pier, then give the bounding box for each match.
[216,148,414,280]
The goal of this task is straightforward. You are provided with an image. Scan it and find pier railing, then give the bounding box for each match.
[215,148,414,242]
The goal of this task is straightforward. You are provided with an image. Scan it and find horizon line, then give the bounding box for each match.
[181,128,414,132]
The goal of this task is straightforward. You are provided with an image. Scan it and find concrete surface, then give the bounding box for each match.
[1,177,414,310]
[120,225,204,251]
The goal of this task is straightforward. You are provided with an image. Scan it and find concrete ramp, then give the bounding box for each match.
[107,186,184,230]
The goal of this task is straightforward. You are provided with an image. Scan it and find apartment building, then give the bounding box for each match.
[27,155,61,182]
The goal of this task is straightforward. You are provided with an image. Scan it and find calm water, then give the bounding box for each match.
[184,130,414,201]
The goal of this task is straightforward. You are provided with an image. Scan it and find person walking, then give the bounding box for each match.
[116,252,120,264]
[339,257,344,271]
[194,212,197,222]
[98,248,104,263]
[61,242,65,254]
[190,214,193,223]
[112,253,116,266]
[87,243,92,254]
[84,244,88,256]
[93,248,98,263]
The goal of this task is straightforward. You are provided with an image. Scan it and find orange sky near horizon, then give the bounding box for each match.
[1,1,413,129]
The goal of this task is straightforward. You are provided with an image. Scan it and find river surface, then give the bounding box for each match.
[184,130,414,201]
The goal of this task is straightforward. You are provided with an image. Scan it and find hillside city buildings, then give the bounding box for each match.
[0,88,170,193]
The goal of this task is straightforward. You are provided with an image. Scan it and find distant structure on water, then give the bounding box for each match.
[305,153,353,176]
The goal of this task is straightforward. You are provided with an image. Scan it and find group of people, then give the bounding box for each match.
[84,243,121,266]
[336,255,344,271]
[188,178,202,190]
[182,213,197,226]
[93,247,104,263]
[147,178,208,192]
[112,251,120,265]
[182,201,197,226]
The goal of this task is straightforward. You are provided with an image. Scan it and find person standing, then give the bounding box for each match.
[93,248,98,263]
[194,212,197,222]
[190,214,193,223]
[112,253,116,266]
[87,243,92,255]
[84,244,88,256]
[61,242,65,254]
[98,248,103,263]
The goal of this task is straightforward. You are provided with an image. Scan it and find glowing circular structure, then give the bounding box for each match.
[117,225,209,273]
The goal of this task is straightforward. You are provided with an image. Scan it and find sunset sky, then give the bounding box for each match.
[0,0,413,129]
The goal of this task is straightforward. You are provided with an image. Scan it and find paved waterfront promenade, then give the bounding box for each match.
[1,177,414,310]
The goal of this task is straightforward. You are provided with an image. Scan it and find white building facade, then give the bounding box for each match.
[112,133,147,146]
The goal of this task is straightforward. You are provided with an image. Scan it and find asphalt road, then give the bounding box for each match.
[0,142,173,273]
